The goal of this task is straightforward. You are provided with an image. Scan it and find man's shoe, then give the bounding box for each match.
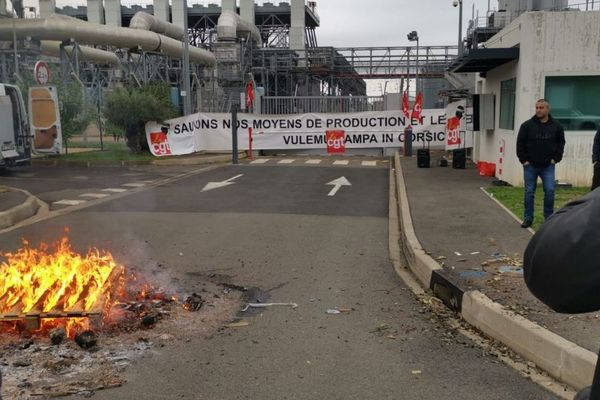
[574,386,591,400]
[521,220,533,228]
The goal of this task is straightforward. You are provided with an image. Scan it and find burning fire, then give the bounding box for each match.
[0,236,125,337]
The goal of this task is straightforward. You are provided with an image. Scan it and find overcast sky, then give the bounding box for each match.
[19,0,496,47]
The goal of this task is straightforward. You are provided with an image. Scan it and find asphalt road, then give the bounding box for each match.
[0,163,557,400]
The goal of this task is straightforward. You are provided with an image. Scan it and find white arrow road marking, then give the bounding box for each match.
[201,174,244,192]
[326,176,352,197]
[102,188,128,193]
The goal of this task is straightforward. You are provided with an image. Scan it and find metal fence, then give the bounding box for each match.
[471,1,600,32]
[261,96,384,115]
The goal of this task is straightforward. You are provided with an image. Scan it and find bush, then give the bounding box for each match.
[103,83,178,153]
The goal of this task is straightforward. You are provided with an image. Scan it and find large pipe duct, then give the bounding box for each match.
[153,0,170,22]
[221,0,236,13]
[105,0,122,27]
[290,0,306,66]
[129,11,184,40]
[40,40,120,66]
[0,14,216,67]
[217,10,261,44]
[87,0,104,25]
[240,0,255,25]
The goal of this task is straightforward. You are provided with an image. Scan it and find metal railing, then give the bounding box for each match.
[261,96,384,115]
[307,46,459,79]
[470,1,600,33]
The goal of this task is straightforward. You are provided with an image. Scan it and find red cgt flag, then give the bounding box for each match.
[411,92,423,121]
[246,80,255,110]
[402,91,410,119]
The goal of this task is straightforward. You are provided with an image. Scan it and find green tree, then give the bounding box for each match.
[103,83,177,154]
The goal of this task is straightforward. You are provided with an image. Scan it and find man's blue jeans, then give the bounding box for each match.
[524,163,556,222]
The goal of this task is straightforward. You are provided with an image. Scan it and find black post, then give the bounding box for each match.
[232,105,239,165]
[404,125,413,157]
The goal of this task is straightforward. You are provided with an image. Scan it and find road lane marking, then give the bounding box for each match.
[53,200,87,206]
[80,193,110,199]
[102,188,128,193]
[122,182,147,188]
[251,159,270,164]
[1,165,223,235]
[333,160,349,166]
[361,161,377,167]
[326,176,352,196]
[278,159,296,164]
[201,174,244,192]
[305,159,322,165]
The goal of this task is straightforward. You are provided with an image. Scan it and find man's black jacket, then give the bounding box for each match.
[524,189,600,314]
[516,115,566,168]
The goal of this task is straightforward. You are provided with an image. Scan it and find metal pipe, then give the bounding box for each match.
[217,10,262,44]
[0,14,216,67]
[416,38,420,95]
[129,11,184,40]
[41,40,120,66]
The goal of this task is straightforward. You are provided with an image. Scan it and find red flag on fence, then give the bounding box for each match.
[246,80,255,110]
[402,91,410,119]
[411,92,423,121]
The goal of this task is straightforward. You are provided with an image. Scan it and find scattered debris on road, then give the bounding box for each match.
[183,293,204,311]
[225,321,250,328]
[241,302,298,312]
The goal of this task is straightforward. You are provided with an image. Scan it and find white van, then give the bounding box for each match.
[0,83,31,168]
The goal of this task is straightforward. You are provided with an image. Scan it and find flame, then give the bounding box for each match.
[0,236,124,336]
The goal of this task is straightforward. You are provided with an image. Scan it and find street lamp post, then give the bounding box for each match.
[407,31,419,96]
[406,30,419,158]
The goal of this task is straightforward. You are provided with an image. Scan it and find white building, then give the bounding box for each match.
[453,11,600,187]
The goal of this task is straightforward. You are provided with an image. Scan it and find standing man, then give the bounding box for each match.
[516,99,566,228]
[592,127,600,191]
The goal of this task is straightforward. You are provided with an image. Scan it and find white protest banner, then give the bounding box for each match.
[445,100,474,151]
[146,110,452,157]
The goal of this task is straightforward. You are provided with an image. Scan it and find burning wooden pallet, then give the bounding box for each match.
[0,266,124,331]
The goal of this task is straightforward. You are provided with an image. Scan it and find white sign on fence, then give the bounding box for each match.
[146,110,467,157]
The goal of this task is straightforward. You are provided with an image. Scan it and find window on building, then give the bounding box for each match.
[546,75,600,131]
[499,78,516,130]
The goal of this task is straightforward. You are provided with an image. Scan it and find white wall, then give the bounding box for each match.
[476,11,600,187]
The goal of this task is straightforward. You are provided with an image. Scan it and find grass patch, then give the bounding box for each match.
[59,142,155,162]
[485,186,589,231]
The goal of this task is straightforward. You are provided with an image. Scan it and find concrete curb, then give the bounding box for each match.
[31,153,245,168]
[0,188,41,230]
[31,159,153,167]
[391,151,596,391]
[151,152,246,166]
